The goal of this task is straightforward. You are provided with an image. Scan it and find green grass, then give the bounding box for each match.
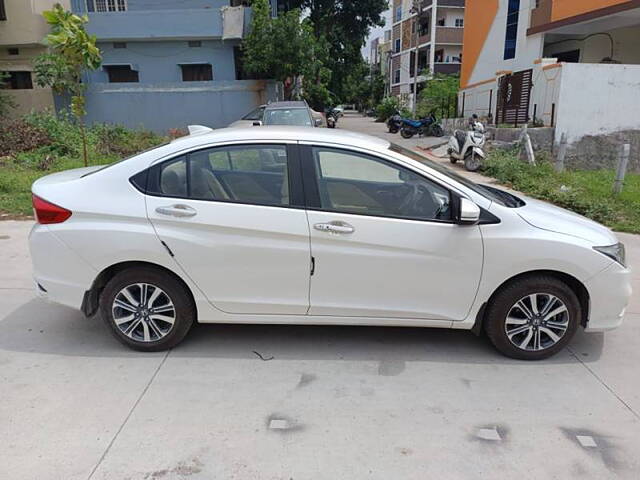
[0,112,166,218]
[0,154,117,217]
[483,149,640,233]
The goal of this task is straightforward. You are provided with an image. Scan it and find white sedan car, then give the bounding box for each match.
[29,127,631,359]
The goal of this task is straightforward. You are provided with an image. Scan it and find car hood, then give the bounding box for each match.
[516,196,617,245]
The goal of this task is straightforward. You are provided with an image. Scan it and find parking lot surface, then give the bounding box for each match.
[1,216,640,480]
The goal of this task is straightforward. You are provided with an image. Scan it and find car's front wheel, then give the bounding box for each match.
[100,267,195,351]
[484,275,581,360]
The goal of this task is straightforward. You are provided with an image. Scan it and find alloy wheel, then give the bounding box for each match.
[111,283,176,343]
[504,293,569,351]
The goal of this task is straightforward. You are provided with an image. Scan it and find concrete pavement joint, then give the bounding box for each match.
[568,346,640,421]
[86,349,171,480]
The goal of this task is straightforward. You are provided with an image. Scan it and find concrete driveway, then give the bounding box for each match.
[337,112,447,151]
[1,220,639,480]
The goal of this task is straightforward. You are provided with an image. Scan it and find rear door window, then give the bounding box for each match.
[142,145,292,207]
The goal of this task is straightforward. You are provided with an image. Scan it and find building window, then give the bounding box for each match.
[418,18,429,36]
[113,42,126,49]
[1,71,34,90]
[395,6,402,22]
[394,38,401,53]
[86,0,127,12]
[188,41,202,48]
[503,0,520,60]
[410,51,415,77]
[7,48,19,55]
[394,69,401,84]
[181,64,213,82]
[0,0,6,21]
[104,65,139,83]
[455,18,464,27]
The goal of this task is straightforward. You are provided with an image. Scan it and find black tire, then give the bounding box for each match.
[464,151,481,172]
[388,126,399,134]
[433,125,444,137]
[484,275,581,360]
[400,128,414,139]
[100,267,195,351]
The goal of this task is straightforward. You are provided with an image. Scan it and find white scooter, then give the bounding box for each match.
[447,118,486,172]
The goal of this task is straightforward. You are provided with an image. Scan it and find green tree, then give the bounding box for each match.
[287,0,387,101]
[0,72,17,121]
[34,3,101,166]
[416,72,460,119]
[243,0,326,101]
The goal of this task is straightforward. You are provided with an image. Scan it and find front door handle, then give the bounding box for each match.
[314,221,355,234]
[155,204,197,218]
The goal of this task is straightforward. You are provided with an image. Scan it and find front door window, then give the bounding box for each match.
[312,147,451,222]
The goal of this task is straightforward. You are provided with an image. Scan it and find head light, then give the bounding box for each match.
[593,243,626,267]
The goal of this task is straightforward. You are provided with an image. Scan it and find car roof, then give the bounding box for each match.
[177,126,390,150]
[265,101,308,110]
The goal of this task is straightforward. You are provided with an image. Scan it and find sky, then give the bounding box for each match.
[361,1,392,62]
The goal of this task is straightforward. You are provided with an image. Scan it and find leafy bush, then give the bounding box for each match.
[23,110,84,156]
[416,73,459,119]
[483,150,621,226]
[91,123,164,157]
[0,119,51,156]
[375,96,402,122]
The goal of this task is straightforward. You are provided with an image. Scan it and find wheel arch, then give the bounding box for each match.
[81,261,197,318]
[473,269,590,335]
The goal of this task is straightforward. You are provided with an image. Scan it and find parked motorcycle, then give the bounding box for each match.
[399,113,444,139]
[387,111,402,133]
[447,117,486,172]
[325,107,340,129]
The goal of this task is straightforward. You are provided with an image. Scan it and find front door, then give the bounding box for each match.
[303,146,483,320]
[145,143,310,315]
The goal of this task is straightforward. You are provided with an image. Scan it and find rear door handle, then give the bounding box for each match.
[155,204,197,218]
[314,221,355,234]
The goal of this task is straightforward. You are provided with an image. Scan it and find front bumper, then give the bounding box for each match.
[584,261,632,332]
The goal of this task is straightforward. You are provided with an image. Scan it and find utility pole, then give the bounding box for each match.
[411,0,421,116]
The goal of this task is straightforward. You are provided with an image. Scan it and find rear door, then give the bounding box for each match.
[143,142,311,315]
[301,144,483,320]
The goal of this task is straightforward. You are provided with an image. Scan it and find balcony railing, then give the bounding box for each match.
[438,0,465,7]
[435,26,463,44]
[530,0,552,31]
[434,63,461,74]
[76,6,251,41]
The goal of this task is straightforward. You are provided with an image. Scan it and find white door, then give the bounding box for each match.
[146,143,311,315]
[305,146,483,320]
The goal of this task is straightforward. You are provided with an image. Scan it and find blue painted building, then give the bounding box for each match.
[67,0,282,133]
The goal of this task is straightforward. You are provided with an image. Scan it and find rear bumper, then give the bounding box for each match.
[29,224,96,310]
[584,262,632,332]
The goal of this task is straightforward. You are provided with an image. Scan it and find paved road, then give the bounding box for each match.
[1,219,639,479]
[337,112,448,151]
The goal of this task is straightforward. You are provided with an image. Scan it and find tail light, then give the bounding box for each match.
[32,194,72,224]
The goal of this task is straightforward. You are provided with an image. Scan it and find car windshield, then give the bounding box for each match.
[389,143,524,208]
[263,108,312,126]
[242,106,264,121]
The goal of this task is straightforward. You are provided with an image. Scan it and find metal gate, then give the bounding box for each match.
[496,69,532,126]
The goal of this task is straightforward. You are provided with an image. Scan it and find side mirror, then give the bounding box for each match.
[252,121,263,126]
[314,118,323,127]
[457,198,480,225]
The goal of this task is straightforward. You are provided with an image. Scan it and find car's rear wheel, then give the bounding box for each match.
[100,267,195,351]
[484,276,580,360]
